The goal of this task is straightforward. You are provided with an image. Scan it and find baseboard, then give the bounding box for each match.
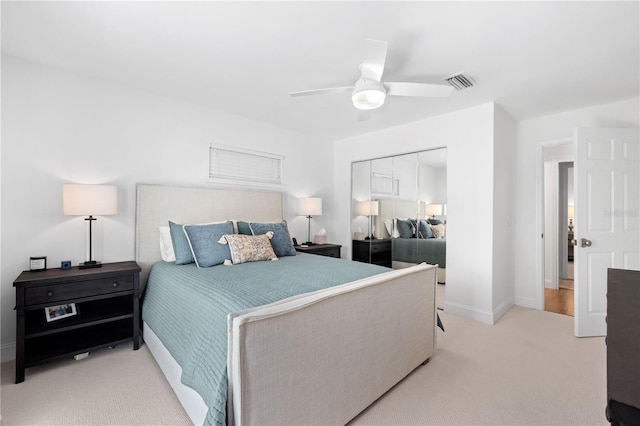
[2,342,16,362]
[492,296,515,323]
[443,301,494,325]
[444,296,515,325]
[515,295,537,309]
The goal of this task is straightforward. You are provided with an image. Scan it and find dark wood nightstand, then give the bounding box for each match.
[295,243,342,258]
[13,261,141,383]
[352,239,392,267]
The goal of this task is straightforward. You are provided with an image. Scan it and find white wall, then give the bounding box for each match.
[333,102,515,324]
[492,105,517,320]
[514,97,640,309]
[0,56,335,360]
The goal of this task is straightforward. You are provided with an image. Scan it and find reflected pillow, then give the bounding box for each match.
[396,219,414,238]
[249,221,297,257]
[384,219,400,238]
[417,219,434,239]
[183,221,234,267]
[430,223,446,238]
[219,233,278,264]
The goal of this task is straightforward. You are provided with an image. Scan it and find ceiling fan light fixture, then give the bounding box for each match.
[352,87,386,110]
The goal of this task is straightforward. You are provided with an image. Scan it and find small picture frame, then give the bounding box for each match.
[30,256,47,272]
[44,303,78,323]
[60,260,72,270]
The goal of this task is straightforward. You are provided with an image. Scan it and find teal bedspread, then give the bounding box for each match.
[142,253,389,425]
[392,237,446,268]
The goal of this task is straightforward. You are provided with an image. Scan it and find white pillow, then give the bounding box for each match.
[384,219,400,238]
[159,226,176,262]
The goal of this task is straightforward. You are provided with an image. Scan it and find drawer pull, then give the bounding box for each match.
[47,291,54,297]
[112,282,119,288]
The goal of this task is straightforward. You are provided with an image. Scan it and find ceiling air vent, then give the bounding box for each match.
[445,72,476,91]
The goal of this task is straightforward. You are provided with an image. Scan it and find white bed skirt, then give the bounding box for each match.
[143,322,208,425]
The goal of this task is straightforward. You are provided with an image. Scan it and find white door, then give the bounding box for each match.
[574,127,639,337]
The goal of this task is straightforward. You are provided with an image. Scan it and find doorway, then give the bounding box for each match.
[542,144,574,316]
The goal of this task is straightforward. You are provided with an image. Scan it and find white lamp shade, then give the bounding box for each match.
[356,200,379,216]
[425,204,443,217]
[63,184,118,216]
[568,205,574,219]
[298,197,322,216]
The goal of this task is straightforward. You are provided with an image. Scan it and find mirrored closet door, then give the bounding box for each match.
[351,148,447,283]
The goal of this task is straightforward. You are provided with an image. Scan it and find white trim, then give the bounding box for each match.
[443,301,494,325]
[201,177,288,191]
[2,342,16,362]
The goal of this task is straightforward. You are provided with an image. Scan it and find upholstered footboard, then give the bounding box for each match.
[227,263,437,425]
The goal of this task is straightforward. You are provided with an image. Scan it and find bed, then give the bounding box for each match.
[136,184,437,425]
[376,199,447,283]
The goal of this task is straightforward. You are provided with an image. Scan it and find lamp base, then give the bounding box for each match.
[79,261,102,269]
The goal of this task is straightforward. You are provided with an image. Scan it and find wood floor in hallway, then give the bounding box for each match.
[545,288,574,317]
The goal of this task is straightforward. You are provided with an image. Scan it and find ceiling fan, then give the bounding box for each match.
[289,39,454,116]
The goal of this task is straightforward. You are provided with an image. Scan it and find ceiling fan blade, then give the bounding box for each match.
[357,109,372,122]
[385,82,454,98]
[360,39,388,82]
[289,86,354,97]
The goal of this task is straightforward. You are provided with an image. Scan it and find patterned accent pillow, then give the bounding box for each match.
[430,223,446,238]
[219,233,278,265]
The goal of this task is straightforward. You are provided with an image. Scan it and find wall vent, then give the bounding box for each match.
[444,72,476,91]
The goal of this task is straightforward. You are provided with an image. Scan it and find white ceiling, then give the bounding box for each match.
[2,1,639,141]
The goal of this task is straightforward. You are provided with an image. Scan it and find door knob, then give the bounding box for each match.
[580,238,592,248]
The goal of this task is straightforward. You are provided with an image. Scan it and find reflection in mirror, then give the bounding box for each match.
[351,148,447,284]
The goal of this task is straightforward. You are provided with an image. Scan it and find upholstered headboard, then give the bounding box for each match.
[376,198,425,238]
[135,184,285,285]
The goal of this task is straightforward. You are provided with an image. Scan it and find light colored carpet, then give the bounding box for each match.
[1,306,607,425]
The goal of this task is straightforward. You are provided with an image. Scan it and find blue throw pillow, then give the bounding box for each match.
[427,218,443,225]
[236,221,252,235]
[183,221,234,267]
[396,219,414,238]
[418,219,433,238]
[169,221,195,265]
[249,221,297,257]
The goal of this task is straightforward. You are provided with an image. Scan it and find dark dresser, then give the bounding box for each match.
[606,268,640,424]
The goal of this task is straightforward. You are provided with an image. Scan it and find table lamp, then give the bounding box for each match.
[63,184,118,268]
[298,197,322,245]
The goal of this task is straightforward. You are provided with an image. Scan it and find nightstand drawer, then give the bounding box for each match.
[25,275,134,305]
[370,240,391,253]
[295,243,342,258]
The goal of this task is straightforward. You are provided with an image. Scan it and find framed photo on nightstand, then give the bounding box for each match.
[44,303,78,323]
